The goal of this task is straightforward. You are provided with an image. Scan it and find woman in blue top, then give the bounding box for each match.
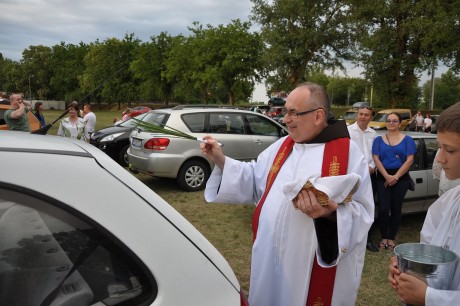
[372,112,417,251]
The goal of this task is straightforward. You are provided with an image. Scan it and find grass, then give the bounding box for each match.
[42,109,424,305]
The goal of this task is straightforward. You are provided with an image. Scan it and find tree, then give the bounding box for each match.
[81,34,141,108]
[0,58,22,94]
[352,0,457,108]
[131,32,177,104]
[50,42,89,101]
[422,70,460,110]
[21,45,53,99]
[251,0,355,90]
[182,20,263,105]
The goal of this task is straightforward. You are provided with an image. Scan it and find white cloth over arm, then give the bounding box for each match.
[205,136,374,306]
[421,185,460,306]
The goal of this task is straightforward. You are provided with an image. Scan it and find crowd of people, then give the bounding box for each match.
[3,87,460,305]
[2,94,96,142]
[412,110,434,133]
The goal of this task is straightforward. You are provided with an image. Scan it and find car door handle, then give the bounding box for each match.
[415,178,423,184]
[253,139,262,144]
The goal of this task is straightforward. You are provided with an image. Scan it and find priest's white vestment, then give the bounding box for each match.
[421,185,460,306]
[205,136,374,306]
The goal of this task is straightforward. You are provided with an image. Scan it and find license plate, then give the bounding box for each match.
[131,138,142,148]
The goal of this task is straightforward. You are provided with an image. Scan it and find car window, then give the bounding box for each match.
[0,188,156,306]
[341,111,357,120]
[226,113,245,134]
[182,113,206,132]
[209,114,229,133]
[409,138,421,170]
[372,113,388,122]
[399,112,411,120]
[141,112,169,128]
[118,112,151,127]
[424,137,439,169]
[246,114,280,136]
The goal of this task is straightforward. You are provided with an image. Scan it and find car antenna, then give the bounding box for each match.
[80,65,125,102]
[30,66,125,135]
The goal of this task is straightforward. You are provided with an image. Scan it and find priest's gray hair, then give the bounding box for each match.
[295,82,331,116]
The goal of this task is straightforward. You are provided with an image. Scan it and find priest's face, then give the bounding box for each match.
[436,131,460,180]
[283,87,326,143]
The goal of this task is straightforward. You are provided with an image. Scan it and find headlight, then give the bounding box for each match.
[101,133,124,142]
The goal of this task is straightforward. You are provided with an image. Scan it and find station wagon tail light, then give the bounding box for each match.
[240,290,250,306]
[144,138,170,150]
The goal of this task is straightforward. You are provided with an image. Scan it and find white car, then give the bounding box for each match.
[0,131,248,306]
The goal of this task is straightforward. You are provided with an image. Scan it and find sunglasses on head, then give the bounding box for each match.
[359,105,373,111]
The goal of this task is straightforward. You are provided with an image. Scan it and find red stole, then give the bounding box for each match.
[251,137,350,306]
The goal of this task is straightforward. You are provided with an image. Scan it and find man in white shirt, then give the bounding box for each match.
[414,111,424,132]
[83,103,96,134]
[348,105,378,251]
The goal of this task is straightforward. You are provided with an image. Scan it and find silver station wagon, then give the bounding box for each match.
[128,106,288,191]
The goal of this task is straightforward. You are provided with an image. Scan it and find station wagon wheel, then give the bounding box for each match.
[177,160,210,192]
[118,144,129,167]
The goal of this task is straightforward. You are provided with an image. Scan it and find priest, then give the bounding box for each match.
[200,82,374,306]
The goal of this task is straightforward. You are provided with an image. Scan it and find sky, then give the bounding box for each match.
[0,0,448,103]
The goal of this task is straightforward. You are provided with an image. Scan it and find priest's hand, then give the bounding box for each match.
[200,135,225,169]
[295,189,338,218]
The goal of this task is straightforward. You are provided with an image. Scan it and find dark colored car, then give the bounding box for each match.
[90,113,150,166]
[268,97,286,106]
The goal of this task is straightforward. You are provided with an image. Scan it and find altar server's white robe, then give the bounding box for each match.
[205,136,374,306]
[421,185,460,306]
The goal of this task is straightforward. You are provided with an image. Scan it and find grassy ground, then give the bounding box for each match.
[42,109,424,305]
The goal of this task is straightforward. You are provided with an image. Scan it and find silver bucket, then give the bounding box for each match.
[394,243,459,305]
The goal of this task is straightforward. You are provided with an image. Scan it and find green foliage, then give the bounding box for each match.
[251,0,355,90]
[81,34,141,106]
[172,20,263,105]
[50,42,89,101]
[1,2,460,109]
[351,0,458,108]
[21,45,54,99]
[131,32,177,103]
[422,70,460,110]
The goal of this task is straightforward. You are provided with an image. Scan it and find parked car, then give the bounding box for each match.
[430,114,439,134]
[267,96,286,106]
[0,103,41,131]
[375,131,439,215]
[266,106,284,118]
[0,131,248,306]
[128,106,288,191]
[341,108,359,125]
[340,102,373,125]
[128,106,151,118]
[351,101,370,108]
[249,105,270,115]
[90,112,152,166]
[369,108,412,131]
